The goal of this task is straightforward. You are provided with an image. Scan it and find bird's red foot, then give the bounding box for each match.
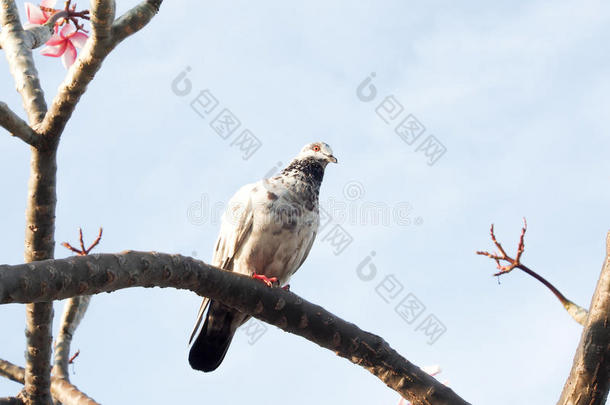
[282,284,290,291]
[252,273,278,287]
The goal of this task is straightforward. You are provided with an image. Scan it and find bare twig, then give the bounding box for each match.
[0,252,470,405]
[53,228,101,379]
[60,228,103,256]
[41,0,90,33]
[477,219,588,325]
[0,359,99,405]
[476,218,527,275]
[52,296,89,380]
[0,102,38,146]
[67,350,80,365]
[557,231,610,405]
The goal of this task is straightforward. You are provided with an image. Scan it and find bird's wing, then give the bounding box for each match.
[296,229,317,271]
[189,183,256,344]
[211,183,256,271]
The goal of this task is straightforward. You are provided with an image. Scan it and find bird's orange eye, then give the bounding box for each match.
[312,145,321,152]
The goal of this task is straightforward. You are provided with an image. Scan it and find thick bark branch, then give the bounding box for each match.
[20,147,58,405]
[0,397,24,405]
[2,4,55,405]
[90,0,115,41]
[0,24,51,51]
[110,0,161,46]
[0,0,48,125]
[20,22,54,50]
[22,302,53,405]
[0,252,470,405]
[0,359,99,405]
[557,232,610,405]
[1,360,27,390]
[0,101,38,146]
[0,10,72,50]
[52,296,90,380]
[23,149,57,265]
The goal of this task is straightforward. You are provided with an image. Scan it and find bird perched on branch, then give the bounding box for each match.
[188,142,338,372]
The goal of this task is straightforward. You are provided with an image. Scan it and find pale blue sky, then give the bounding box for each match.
[1,0,609,404]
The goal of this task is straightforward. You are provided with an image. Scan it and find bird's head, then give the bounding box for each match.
[297,142,338,167]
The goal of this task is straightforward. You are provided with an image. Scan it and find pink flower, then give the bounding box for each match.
[41,24,88,68]
[24,1,89,69]
[25,0,56,25]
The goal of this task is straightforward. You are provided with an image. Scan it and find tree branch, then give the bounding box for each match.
[2,5,57,404]
[0,0,48,126]
[515,264,588,325]
[0,360,27,389]
[0,252,470,405]
[52,296,90,380]
[0,10,87,51]
[557,231,610,405]
[90,0,115,41]
[0,359,100,405]
[110,0,161,46]
[22,303,53,405]
[21,11,65,50]
[0,101,38,146]
[1,5,56,404]
[37,0,162,139]
[0,397,24,405]
[21,147,57,405]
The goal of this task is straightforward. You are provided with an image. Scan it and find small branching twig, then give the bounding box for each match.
[41,0,90,32]
[67,350,80,365]
[61,228,102,256]
[476,218,527,275]
[476,218,588,325]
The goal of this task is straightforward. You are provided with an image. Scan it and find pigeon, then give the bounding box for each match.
[188,142,337,372]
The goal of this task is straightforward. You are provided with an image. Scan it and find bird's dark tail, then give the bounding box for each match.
[188,300,240,372]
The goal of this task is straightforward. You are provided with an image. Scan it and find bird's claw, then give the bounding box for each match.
[252,273,278,287]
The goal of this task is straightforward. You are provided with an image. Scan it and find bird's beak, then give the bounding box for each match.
[328,155,338,164]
